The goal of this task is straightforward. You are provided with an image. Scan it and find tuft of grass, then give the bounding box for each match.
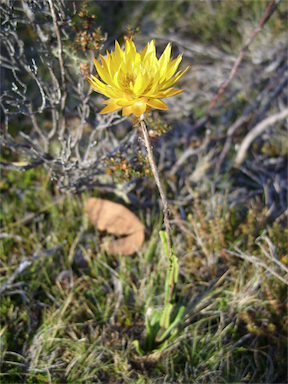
[1,164,287,382]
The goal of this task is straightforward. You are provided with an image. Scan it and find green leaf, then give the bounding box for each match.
[159,305,185,342]
[173,255,179,283]
[159,302,173,330]
[150,310,162,327]
[159,230,169,258]
[168,255,178,285]
[132,340,145,355]
[144,231,159,262]
[144,316,154,351]
[164,271,170,302]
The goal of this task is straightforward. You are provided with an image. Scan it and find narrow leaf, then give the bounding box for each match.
[159,230,169,258]
[159,303,173,330]
[159,306,185,342]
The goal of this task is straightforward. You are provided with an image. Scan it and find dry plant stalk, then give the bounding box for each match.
[139,115,172,257]
[208,0,280,112]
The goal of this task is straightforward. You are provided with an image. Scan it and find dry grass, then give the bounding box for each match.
[1,1,287,383]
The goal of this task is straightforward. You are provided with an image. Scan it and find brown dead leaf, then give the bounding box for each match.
[84,198,145,255]
[101,230,145,256]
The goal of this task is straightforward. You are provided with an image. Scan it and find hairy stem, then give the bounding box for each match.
[140,114,172,257]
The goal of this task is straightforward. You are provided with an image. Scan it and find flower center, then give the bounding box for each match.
[123,74,136,89]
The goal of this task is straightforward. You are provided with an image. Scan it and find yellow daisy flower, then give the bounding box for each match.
[87,39,190,117]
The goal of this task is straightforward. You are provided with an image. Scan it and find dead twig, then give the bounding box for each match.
[207,0,281,112]
[169,129,211,176]
[217,69,286,169]
[0,158,44,171]
[234,107,288,166]
[225,247,288,286]
[47,0,67,138]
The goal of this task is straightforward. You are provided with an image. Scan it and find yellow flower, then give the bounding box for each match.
[87,39,190,117]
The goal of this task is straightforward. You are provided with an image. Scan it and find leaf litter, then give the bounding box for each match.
[84,197,145,256]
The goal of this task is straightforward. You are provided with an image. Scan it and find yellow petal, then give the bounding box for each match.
[114,40,123,63]
[117,96,148,106]
[133,74,143,94]
[147,40,155,56]
[160,87,184,98]
[87,75,107,94]
[165,54,183,79]
[160,66,190,89]
[122,106,132,116]
[93,58,111,85]
[88,39,190,115]
[158,43,171,71]
[117,99,134,106]
[140,41,149,60]
[131,102,147,117]
[99,101,122,114]
[143,78,159,96]
[147,98,168,110]
[125,39,137,62]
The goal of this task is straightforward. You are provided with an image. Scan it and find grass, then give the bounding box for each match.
[1,162,287,383]
[131,0,287,53]
[1,0,287,382]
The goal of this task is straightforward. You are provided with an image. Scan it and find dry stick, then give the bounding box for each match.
[140,114,172,258]
[234,107,288,166]
[0,159,44,171]
[225,248,288,286]
[189,63,276,134]
[29,107,49,153]
[169,129,211,176]
[48,0,67,138]
[217,69,284,170]
[217,110,258,170]
[207,0,280,112]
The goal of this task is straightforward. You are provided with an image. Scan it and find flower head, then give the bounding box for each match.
[87,39,190,117]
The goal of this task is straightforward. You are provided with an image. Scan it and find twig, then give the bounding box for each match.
[169,129,211,176]
[216,74,283,169]
[207,0,280,112]
[252,67,288,125]
[29,106,48,152]
[83,113,127,162]
[225,248,288,286]
[255,235,288,274]
[234,107,288,166]
[0,158,44,171]
[139,114,172,257]
[48,0,67,137]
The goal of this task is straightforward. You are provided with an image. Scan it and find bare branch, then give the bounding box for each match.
[47,0,67,137]
[225,248,288,286]
[207,0,281,111]
[234,107,288,167]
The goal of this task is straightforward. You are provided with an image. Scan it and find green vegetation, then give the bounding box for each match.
[1,162,287,382]
[133,0,287,52]
[1,1,287,383]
